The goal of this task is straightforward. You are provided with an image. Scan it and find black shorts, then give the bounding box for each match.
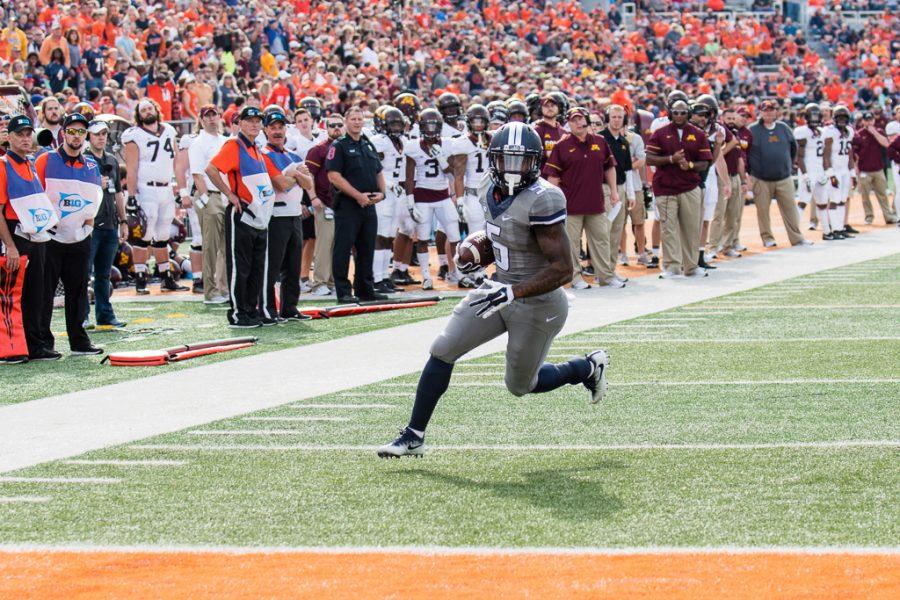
[301,214,316,240]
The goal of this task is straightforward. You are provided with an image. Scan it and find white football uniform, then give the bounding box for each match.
[449,133,491,232]
[371,132,407,237]
[285,127,324,160]
[122,123,178,241]
[793,125,830,205]
[702,123,727,221]
[178,134,201,247]
[403,137,459,242]
[823,125,854,203]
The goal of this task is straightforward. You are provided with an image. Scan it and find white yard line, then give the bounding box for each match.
[188,429,337,435]
[0,476,121,484]
[128,440,899,452]
[552,336,900,345]
[61,459,186,467]
[2,230,896,473]
[637,317,710,322]
[386,378,900,386]
[242,416,351,422]
[338,393,409,398]
[0,543,896,556]
[0,496,51,504]
[682,304,900,310]
[605,323,692,329]
[287,403,395,409]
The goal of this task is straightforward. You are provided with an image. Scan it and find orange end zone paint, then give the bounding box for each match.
[1,550,897,599]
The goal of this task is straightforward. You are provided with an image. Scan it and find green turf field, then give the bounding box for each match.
[2,299,454,405]
[0,255,897,548]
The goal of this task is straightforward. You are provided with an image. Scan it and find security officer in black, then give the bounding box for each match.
[325,106,386,303]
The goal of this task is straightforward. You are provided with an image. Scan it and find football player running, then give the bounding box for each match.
[378,122,610,458]
[123,99,186,294]
[822,105,857,237]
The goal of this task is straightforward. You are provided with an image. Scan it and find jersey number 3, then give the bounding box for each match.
[486,222,510,271]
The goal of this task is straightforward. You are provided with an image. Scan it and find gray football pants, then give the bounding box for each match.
[430,287,568,396]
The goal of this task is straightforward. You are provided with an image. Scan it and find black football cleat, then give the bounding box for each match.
[437,264,449,281]
[822,232,838,241]
[161,274,189,292]
[377,427,425,458]
[192,279,204,294]
[135,272,150,295]
[844,225,859,234]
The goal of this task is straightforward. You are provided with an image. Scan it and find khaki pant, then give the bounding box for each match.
[604,183,628,274]
[657,188,702,275]
[312,206,335,290]
[710,174,743,251]
[565,213,613,284]
[858,169,898,224]
[752,177,805,245]
[196,191,227,300]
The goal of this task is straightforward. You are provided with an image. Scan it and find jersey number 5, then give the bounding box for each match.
[486,222,510,271]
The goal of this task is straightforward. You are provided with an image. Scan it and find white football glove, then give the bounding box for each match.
[195,193,209,209]
[390,183,405,198]
[406,194,423,223]
[468,280,514,318]
[456,199,465,221]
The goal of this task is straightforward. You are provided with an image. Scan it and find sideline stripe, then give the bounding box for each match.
[0,496,51,504]
[61,460,186,467]
[606,323,691,328]
[380,378,900,387]
[0,476,121,484]
[339,392,410,398]
[682,304,900,310]
[129,440,899,452]
[242,417,351,423]
[0,543,896,555]
[287,403,395,409]
[188,429,339,435]
[552,336,900,345]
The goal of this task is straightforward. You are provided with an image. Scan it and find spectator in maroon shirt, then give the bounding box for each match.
[646,100,713,279]
[304,115,344,295]
[545,107,620,289]
[852,112,897,224]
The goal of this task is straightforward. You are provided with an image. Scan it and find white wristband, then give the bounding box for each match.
[179,188,189,199]
[825,168,835,178]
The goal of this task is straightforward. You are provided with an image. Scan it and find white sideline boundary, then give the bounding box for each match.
[0,228,897,473]
[0,497,51,504]
[0,543,896,556]
[0,477,121,484]
[551,336,900,344]
[128,440,899,452]
[242,416,352,422]
[287,403,395,409]
[378,378,900,387]
[61,460,186,467]
[682,304,900,310]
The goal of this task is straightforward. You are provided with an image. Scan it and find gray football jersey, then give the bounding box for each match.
[482,178,567,285]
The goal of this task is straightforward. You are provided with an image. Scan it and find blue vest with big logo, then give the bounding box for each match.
[43,150,102,243]
[3,155,58,241]
[237,136,275,229]
[263,145,303,218]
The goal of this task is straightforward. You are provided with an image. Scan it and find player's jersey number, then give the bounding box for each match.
[486,222,509,271]
[148,138,174,161]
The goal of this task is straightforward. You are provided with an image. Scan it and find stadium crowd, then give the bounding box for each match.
[1,0,899,363]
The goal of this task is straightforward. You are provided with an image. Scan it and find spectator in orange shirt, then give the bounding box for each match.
[39,21,71,67]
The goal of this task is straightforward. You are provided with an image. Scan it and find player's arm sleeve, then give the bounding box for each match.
[529,186,567,226]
